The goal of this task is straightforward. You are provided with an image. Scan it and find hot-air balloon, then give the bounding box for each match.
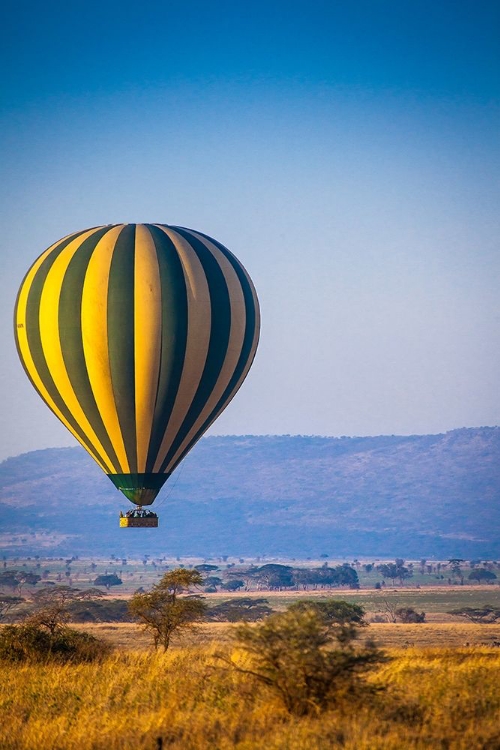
[14,224,260,527]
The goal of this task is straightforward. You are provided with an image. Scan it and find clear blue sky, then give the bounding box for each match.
[1,0,499,460]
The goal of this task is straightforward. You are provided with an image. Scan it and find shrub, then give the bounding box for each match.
[227,604,387,715]
[395,607,426,623]
[0,624,111,663]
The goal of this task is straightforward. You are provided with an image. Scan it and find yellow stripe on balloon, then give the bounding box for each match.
[165,230,247,472]
[151,225,212,473]
[15,232,110,473]
[134,225,162,472]
[80,225,130,473]
[38,230,117,472]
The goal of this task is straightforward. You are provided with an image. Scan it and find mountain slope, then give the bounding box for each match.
[1,428,499,558]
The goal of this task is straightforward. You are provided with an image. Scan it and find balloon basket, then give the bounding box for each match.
[119,516,158,528]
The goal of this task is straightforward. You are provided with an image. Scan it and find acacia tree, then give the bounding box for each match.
[468,570,497,584]
[128,568,207,650]
[93,574,123,591]
[249,564,295,590]
[220,579,245,592]
[0,594,24,622]
[0,570,41,593]
[449,606,500,624]
[26,586,104,636]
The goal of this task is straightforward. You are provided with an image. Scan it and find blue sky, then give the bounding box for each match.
[1,0,499,459]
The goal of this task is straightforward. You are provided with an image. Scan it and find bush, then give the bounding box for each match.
[395,607,426,623]
[0,624,111,663]
[227,604,387,715]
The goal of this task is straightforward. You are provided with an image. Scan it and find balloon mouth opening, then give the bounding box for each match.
[107,473,170,506]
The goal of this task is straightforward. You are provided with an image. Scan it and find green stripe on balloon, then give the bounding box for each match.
[143,224,189,474]
[107,224,138,474]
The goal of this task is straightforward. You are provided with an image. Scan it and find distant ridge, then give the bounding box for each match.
[1,428,499,558]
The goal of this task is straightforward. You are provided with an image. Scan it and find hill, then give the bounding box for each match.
[1,428,499,558]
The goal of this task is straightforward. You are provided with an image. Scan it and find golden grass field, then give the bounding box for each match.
[2,561,500,749]
[1,641,500,749]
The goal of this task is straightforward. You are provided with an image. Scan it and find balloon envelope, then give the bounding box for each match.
[14,224,260,505]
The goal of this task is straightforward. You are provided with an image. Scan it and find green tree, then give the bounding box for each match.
[128,568,206,650]
[0,571,21,590]
[378,563,400,585]
[378,562,412,586]
[448,559,465,584]
[293,565,359,589]
[203,576,223,592]
[0,570,41,592]
[220,579,245,592]
[227,604,386,716]
[250,564,295,589]
[94,574,123,590]
[468,569,497,583]
[194,564,219,573]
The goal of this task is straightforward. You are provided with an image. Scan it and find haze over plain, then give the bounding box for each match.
[1,1,499,461]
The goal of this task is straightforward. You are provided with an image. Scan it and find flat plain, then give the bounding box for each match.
[2,557,500,748]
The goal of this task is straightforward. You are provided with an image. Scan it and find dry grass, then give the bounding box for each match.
[1,639,500,749]
[368,621,500,648]
[79,619,500,651]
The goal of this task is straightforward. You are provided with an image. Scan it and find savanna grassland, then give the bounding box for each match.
[2,557,500,749]
[1,645,500,749]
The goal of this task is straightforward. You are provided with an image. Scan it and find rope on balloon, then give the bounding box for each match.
[154,461,186,508]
